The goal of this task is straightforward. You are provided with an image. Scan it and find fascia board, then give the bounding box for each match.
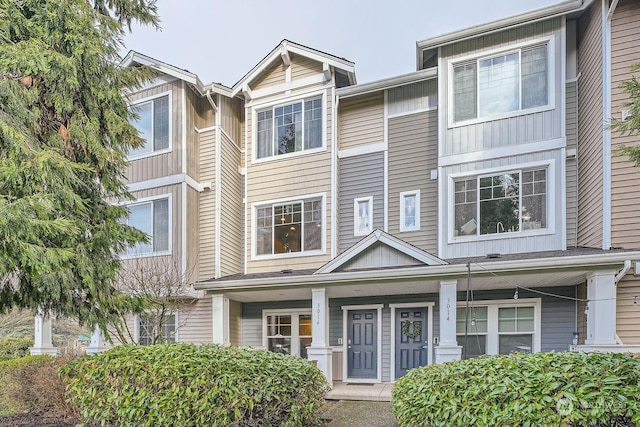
[336,68,437,98]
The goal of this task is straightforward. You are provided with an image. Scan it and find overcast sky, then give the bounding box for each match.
[123,0,564,87]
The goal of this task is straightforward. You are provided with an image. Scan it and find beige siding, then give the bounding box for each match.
[610,0,640,250]
[229,300,242,346]
[126,80,183,183]
[566,81,578,247]
[576,282,587,345]
[186,187,199,280]
[576,3,604,247]
[196,96,216,129]
[220,95,244,145]
[252,61,287,90]
[186,88,200,180]
[291,53,323,80]
[338,92,384,151]
[220,133,243,276]
[179,297,212,344]
[388,110,438,254]
[198,129,216,280]
[617,273,640,344]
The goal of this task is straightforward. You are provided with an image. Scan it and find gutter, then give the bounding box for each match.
[336,68,436,99]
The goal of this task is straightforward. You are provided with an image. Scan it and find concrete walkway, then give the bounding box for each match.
[326,382,394,402]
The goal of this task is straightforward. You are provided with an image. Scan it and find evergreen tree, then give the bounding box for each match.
[611,63,640,163]
[0,0,159,333]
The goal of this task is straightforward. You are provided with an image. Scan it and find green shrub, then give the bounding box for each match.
[0,337,33,361]
[392,352,640,427]
[61,343,329,426]
[0,355,69,416]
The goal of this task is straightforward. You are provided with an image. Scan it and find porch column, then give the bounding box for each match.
[86,325,110,355]
[212,294,230,345]
[584,270,617,346]
[307,288,333,384]
[435,280,462,363]
[30,314,57,356]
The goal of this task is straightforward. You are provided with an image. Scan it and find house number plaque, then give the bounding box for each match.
[316,303,321,325]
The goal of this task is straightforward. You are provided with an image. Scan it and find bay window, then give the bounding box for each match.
[129,94,170,158]
[256,96,323,159]
[452,43,549,123]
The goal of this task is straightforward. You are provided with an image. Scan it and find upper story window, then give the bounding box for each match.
[255,196,323,257]
[123,197,170,256]
[453,168,547,238]
[400,190,420,232]
[129,94,170,159]
[256,96,323,159]
[452,43,548,123]
[354,197,373,237]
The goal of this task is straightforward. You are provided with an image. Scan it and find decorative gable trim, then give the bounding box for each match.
[315,229,447,274]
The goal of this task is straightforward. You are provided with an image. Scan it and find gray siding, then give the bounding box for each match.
[179,297,212,344]
[440,18,564,157]
[388,110,438,253]
[338,152,384,253]
[229,299,242,347]
[387,80,437,116]
[338,243,423,271]
[566,81,578,247]
[241,300,312,348]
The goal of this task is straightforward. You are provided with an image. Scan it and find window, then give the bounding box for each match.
[255,197,322,256]
[129,94,170,158]
[256,96,323,159]
[457,301,539,358]
[400,190,420,232]
[354,197,373,236]
[123,198,170,256]
[453,168,547,237]
[452,43,548,123]
[265,312,312,358]
[138,313,176,345]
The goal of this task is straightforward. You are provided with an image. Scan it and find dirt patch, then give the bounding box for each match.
[321,400,397,427]
[0,408,84,427]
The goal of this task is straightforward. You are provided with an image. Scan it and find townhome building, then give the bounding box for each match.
[30,0,640,387]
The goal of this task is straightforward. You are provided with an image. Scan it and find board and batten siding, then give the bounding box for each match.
[338,92,384,151]
[337,152,384,253]
[220,95,244,145]
[241,300,312,348]
[576,3,603,248]
[179,297,212,344]
[439,18,563,157]
[442,149,565,259]
[616,274,640,344]
[388,110,438,254]
[126,80,183,184]
[565,81,578,248]
[220,133,243,277]
[610,0,640,250]
[186,187,199,280]
[198,129,216,280]
[186,87,200,180]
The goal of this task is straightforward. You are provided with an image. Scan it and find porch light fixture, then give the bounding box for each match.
[513,288,519,300]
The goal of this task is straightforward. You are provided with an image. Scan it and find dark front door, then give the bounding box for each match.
[395,307,428,379]
[347,309,377,379]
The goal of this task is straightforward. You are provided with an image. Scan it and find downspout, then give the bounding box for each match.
[601,0,614,250]
[331,88,339,259]
[215,93,222,279]
[613,259,631,345]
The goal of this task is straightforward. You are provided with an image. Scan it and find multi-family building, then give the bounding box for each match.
[30,0,640,386]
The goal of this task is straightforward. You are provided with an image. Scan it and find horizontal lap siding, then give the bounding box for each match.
[252,61,286,89]
[198,130,216,280]
[566,81,578,247]
[126,81,183,183]
[337,153,384,253]
[220,134,242,277]
[440,19,563,157]
[617,274,640,344]
[610,0,640,250]
[229,300,242,347]
[291,54,323,80]
[576,4,603,248]
[388,110,438,253]
[179,297,212,344]
[338,93,384,151]
[241,300,312,348]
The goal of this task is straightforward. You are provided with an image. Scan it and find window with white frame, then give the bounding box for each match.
[457,301,539,359]
[129,94,170,158]
[255,197,322,256]
[354,197,373,236]
[452,43,548,123]
[137,313,176,345]
[264,312,312,358]
[123,198,170,256]
[400,190,420,232]
[453,167,547,237]
[256,96,323,159]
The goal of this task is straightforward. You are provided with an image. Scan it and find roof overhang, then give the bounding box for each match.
[336,68,437,99]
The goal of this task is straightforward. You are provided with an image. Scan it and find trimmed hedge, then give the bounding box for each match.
[61,344,329,426]
[0,337,33,361]
[393,352,640,427]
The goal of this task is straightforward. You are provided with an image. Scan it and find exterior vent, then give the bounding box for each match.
[280,269,293,274]
[486,253,501,259]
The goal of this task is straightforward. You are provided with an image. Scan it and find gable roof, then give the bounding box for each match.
[231,39,356,96]
[315,229,447,274]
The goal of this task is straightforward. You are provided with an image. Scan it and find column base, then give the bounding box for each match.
[434,345,462,364]
[30,347,58,356]
[307,347,333,385]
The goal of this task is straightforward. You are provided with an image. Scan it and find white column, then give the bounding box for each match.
[584,271,617,346]
[86,325,110,355]
[30,314,57,356]
[435,280,462,363]
[307,288,333,384]
[212,294,229,345]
